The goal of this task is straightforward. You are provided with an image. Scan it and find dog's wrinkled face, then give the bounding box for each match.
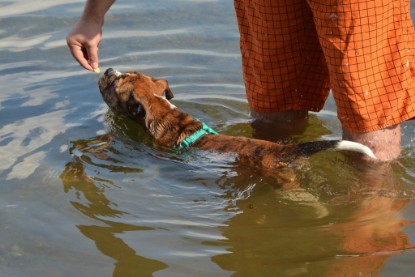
[98,68,174,120]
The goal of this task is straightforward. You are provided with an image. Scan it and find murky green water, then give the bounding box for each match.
[1,0,415,276]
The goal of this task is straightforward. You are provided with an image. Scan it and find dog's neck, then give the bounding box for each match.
[144,100,204,149]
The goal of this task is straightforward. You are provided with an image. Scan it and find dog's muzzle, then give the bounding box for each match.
[104,67,115,76]
[104,67,122,77]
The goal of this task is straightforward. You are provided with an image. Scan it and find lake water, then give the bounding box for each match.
[1,0,415,276]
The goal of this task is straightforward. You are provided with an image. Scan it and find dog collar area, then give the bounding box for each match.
[174,121,218,151]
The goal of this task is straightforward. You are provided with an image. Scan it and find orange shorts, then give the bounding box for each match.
[234,0,415,132]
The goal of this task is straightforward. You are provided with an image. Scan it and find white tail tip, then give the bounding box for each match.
[336,141,377,159]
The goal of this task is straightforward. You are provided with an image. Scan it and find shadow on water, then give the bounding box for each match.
[60,111,415,276]
[60,135,168,276]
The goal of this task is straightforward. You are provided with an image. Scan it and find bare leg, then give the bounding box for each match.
[342,125,401,162]
[251,110,309,124]
[251,111,309,142]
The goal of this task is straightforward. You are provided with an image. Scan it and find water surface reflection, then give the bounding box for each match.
[60,113,415,276]
[61,157,167,276]
[213,160,415,276]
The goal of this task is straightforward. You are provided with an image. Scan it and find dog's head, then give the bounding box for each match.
[98,68,174,120]
[98,68,202,148]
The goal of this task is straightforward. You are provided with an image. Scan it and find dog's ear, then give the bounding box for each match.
[154,78,174,100]
[164,84,174,100]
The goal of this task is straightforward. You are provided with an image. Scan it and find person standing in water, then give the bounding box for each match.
[67,0,415,161]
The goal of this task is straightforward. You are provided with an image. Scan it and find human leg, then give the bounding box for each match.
[233,0,330,114]
[342,125,401,161]
[306,0,415,160]
[250,110,309,142]
[234,0,330,140]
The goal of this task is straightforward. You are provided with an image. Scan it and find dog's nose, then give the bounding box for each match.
[104,68,115,76]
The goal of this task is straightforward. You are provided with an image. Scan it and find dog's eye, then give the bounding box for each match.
[135,104,143,116]
[127,99,144,117]
[130,104,144,117]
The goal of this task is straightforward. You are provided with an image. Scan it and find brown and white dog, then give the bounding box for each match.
[98,68,376,172]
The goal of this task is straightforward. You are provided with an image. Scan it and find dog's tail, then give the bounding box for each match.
[298,140,376,159]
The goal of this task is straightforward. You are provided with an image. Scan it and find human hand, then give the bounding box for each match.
[66,17,103,72]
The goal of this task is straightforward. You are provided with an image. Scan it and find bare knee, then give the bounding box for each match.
[342,125,401,162]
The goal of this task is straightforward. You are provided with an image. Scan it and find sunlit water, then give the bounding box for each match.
[1,0,415,276]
